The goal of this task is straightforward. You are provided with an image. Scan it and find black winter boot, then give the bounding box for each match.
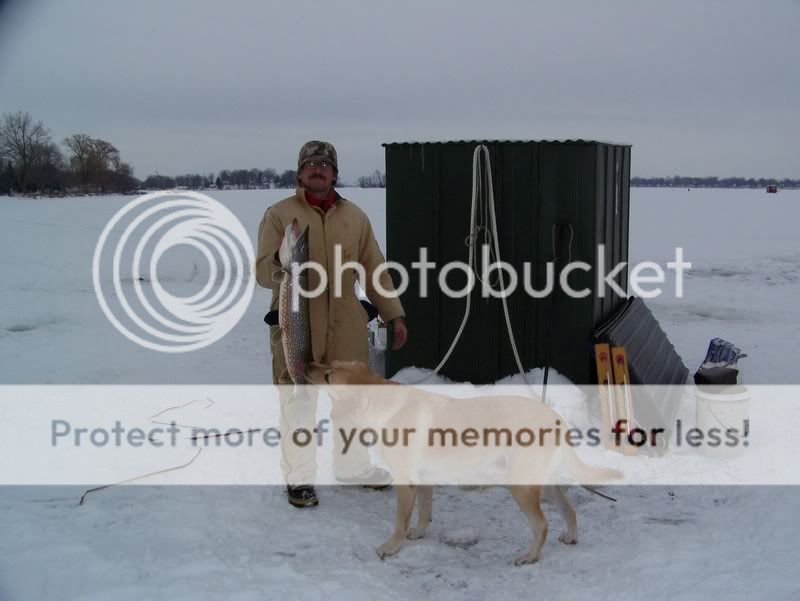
[287,485,319,508]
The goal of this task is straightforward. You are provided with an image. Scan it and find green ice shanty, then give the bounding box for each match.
[383,139,631,385]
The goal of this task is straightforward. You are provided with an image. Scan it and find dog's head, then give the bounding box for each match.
[305,361,386,424]
[305,360,381,387]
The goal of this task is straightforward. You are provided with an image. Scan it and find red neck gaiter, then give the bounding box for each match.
[305,189,337,212]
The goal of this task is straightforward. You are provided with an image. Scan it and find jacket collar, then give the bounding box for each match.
[295,187,344,211]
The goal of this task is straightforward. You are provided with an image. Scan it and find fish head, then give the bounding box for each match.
[278,219,310,269]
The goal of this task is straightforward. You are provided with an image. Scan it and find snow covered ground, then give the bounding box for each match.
[1,187,799,600]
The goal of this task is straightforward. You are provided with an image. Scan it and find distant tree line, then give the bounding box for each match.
[0,111,137,195]
[632,176,800,189]
[145,168,388,191]
[0,110,310,196]
[9,109,794,197]
[143,168,298,191]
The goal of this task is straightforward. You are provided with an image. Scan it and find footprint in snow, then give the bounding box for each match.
[439,528,479,549]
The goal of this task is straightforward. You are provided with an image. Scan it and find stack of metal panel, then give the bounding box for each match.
[593,296,689,386]
[593,296,690,447]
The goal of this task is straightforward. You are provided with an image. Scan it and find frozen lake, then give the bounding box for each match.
[0,186,797,384]
[0,187,798,601]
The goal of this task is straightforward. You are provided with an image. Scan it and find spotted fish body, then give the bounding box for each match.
[277,219,312,384]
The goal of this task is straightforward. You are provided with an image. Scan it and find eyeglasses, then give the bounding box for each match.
[304,160,333,171]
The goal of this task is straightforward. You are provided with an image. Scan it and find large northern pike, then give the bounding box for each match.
[277,219,312,384]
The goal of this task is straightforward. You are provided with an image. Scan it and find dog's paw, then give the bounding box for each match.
[513,554,540,566]
[376,541,401,559]
[558,533,577,545]
[406,527,426,540]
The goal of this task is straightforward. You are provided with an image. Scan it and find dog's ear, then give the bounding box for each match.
[305,362,332,384]
[330,360,360,374]
[351,361,373,381]
[344,361,379,381]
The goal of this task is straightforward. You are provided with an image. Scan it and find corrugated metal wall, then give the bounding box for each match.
[384,140,630,384]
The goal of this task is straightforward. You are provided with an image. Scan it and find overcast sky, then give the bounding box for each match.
[0,0,798,181]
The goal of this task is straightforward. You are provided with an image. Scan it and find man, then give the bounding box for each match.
[256,141,408,508]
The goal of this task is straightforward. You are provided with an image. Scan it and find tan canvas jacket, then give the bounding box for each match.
[255,187,405,365]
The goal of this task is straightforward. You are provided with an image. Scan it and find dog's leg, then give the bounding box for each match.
[407,485,432,540]
[548,486,578,545]
[376,485,416,559]
[509,485,548,565]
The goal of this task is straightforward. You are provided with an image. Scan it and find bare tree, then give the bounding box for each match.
[277,169,297,188]
[62,133,95,189]
[0,160,16,194]
[262,168,277,188]
[108,161,137,193]
[90,139,120,192]
[358,169,386,188]
[248,167,262,189]
[30,142,66,191]
[144,174,176,189]
[0,111,55,192]
[63,134,122,192]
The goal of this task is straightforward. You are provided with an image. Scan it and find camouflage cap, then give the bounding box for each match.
[298,140,338,172]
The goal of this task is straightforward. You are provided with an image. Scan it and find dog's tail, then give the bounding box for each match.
[562,445,624,485]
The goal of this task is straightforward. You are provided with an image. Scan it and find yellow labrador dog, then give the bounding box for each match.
[305,360,622,565]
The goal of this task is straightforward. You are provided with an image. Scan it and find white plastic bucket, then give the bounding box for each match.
[694,385,750,458]
[367,322,388,377]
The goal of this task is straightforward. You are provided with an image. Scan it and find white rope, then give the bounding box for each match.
[411,145,537,398]
[479,145,534,392]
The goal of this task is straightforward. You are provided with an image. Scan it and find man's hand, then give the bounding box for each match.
[391,317,408,350]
